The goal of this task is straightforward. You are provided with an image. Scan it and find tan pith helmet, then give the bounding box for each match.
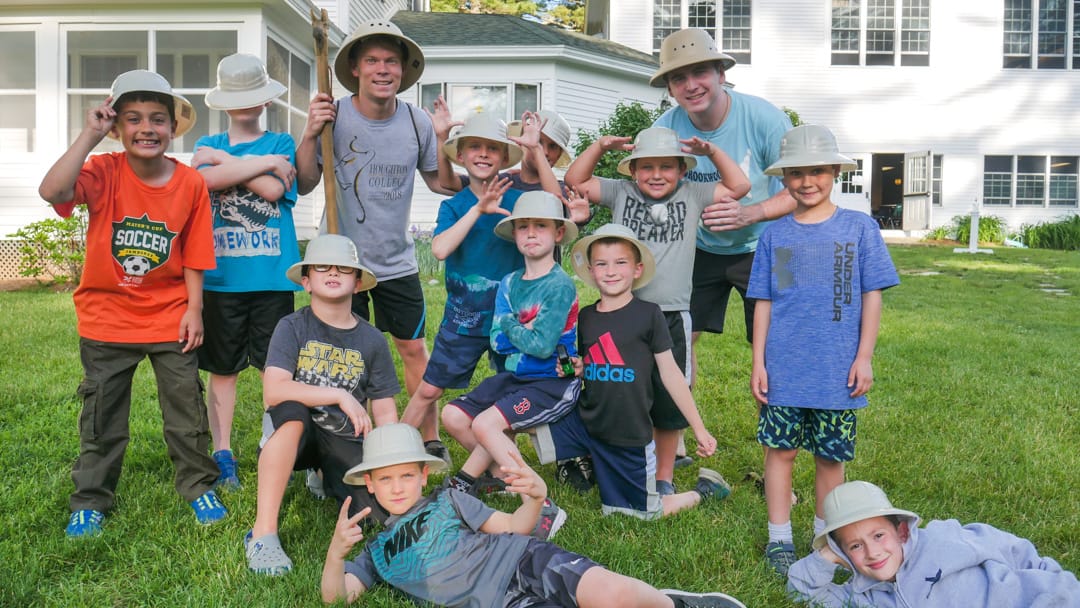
[286,234,377,291]
[812,481,920,551]
[205,53,286,110]
[108,69,196,138]
[494,191,578,243]
[764,124,857,176]
[442,113,524,169]
[617,127,697,176]
[650,28,736,88]
[334,20,424,93]
[507,110,574,168]
[570,223,656,290]
[342,423,447,485]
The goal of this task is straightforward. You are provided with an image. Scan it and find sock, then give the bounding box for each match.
[768,521,793,544]
[814,516,827,537]
[449,471,476,494]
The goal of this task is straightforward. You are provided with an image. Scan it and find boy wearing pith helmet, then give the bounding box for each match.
[746,125,899,576]
[246,234,400,576]
[39,69,225,537]
[322,423,748,608]
[564,126,750,496]
[787,481,1080,607]
[193,52,302,491]
[441,191,580,539]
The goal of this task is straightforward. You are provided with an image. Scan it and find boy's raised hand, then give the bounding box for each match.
[85,97,117,140]
[680,136,714,157]
[508,111,543,151]
[500,450,547,501]
[475,177,513,216]
[328,497,372,562]
[561,185,591,225]
[597,135,633,153]
[426,94,462,140]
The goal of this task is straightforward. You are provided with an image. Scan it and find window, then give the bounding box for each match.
[932,154,943,206]
[66,28,237,153]
[831,0,930,66]
[265,36,310,146]
[840,158,864,194]
[0,30,35,154]
[982,155,1079,207]
[1004,0,1080,68]
[432,83,540,123]
[652,0,752,64]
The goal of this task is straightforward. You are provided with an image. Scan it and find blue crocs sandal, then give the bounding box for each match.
[66,509,104,538]
[245,530,293,576]
[191,490,228,525]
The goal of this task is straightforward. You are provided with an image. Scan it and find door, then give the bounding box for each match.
[902,150,932,230]
[834,154,871,215]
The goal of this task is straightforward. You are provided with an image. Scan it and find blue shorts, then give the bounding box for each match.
[756,405,857,462]
[503,538,600,608]
[423,326,506,389]
[448,373,581,431]
[532,409,664,520]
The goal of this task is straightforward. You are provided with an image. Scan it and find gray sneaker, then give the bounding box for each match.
[245,530,293,576]
[305,469,326,500]
[663,590,747,608]
[764,540,797,577]
[530,498,567,540]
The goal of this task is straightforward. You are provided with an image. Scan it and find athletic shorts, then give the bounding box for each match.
[649,310,691,430]
[756,404,857,463]
[503,538,600,608]
[448,373,581,431]
[352,273,426,341]
[689,249,756,341]
[199,290,295,374]
[532,409,664,520]
[265,400,387,523]
[423,326,507,389]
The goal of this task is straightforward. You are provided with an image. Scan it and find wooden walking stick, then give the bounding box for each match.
[312,8,340,234]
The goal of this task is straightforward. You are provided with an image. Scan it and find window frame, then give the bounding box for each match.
[1004,0,1080,69]
[265,32,312,147]
[418,82,542,123]
[982,155,1080,208]
[652,0,753,64]
[831,0,931,67]
[0,27,38,156]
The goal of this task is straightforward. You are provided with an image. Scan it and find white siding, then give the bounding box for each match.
[608,0,653,54]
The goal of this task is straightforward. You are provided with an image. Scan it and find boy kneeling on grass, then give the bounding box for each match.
[321,423,747,608]
[788,481,1080,607]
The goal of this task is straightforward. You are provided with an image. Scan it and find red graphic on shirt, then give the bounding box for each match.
[518,304,540,324]
[586,332,625,365]
[513,397,532,415]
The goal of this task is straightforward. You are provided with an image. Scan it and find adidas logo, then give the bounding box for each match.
[583,332,636,383]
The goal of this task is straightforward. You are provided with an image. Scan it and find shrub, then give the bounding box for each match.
[7,208,88,284]
[410,225,443,279]
[1017,214,1080,251]
[925,213,1007,245]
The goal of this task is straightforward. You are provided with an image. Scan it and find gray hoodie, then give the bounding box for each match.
[788,518,1080,607]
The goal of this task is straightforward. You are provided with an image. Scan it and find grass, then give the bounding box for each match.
[1,244,1078,607]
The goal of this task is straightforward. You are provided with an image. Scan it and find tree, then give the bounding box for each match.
[429,0,585,31]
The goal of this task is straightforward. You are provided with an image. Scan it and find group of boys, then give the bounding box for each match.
[40,17,1079,608]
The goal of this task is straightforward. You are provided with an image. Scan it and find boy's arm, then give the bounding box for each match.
[39,97,116,205]
[369,396,398,427]
[179,268,204,353]
[479,450,546,535]
[263,366,373,436]
[750,299,772,405]
[706,188,797,233]
[848,290,882,398]
[510,111,562,198]
[296,92,335,195]
[786,551,864,608]
[562,136,633,203]
[191,148,294,202]
[322,497,371,605]
[498,282,575,358]
[654,350,716,457]
[430,177,512,260]
[680,136,750,203]
[427,94,465,192]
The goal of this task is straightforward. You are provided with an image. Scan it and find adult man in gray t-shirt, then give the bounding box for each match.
[297,21,452,451]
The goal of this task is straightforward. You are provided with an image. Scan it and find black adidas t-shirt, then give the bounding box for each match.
[578,297,672,447]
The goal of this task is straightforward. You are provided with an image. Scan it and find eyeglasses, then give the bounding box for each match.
[308,264,357,274]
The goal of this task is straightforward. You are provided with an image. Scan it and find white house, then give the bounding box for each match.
[586,0,1080,233]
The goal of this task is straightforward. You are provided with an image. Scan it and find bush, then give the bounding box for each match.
[7,208,88,284]
[924,213,1007,245]
[410,225,443,279]
[1017,214,1080,250]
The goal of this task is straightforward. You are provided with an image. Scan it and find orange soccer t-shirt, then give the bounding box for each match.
[59,152,215,343]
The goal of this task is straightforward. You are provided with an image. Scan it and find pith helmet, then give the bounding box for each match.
[442,114,524,169]
[812,481,920,551]
[617,127,697,176]
[334,20,424,93]
[507,110,574,168]
[342,423,447,485]
[494,191,579,243]
[205,53,286,110]
[650,28,736,88]
[286,234,377,290]
[109,69,196,137]
[570,223,656,290]
[764,124,857,176]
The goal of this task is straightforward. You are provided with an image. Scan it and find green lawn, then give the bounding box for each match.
[1,244,1077,607]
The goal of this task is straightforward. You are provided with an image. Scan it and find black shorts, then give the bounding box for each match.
[199,290,295,374]
[503,538,600,608]
[351,273,427,341]
[689,249,756,342]
[649,310,691,430]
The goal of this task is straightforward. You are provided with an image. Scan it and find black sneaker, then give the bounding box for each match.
[469,473,510,497]
[556,458,593,494]
[695,468,732,501]
[673,454,695,469]
[764,541,797,577]
[424,439,453,468]
[663,590,747,608]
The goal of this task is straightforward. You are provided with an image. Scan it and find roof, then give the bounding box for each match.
[391,10,657,69]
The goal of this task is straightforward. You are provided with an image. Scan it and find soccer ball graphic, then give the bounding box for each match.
[122,255,152,276]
